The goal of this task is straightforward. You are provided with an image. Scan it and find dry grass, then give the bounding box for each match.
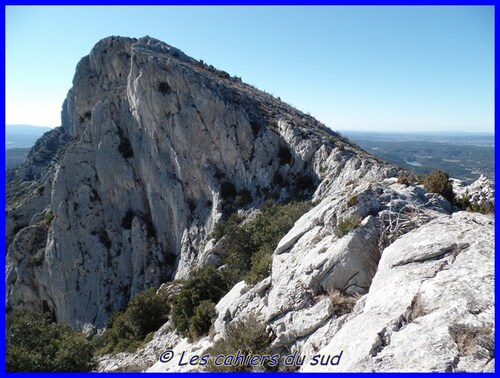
[407,293,426,322]
[334,214,362,238]
[449,323,494,357]
[327,288,361,317]
[399,293,426,329]
[347,195,358,207]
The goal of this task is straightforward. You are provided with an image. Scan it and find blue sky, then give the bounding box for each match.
[5,5,494,133]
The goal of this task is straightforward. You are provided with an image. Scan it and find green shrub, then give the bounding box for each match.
[97,288,170,355]
[95,311,139,355]
[335,214,362,238]
[423,170,454,204]
[125,288,170,339]
[245,245,273,285]
[225,201,312,285]
[7,311,95,372]
[187,300,217,341]
[211,213,243,242]
[456,196,494,214]
[171,266,229,338]
[469,201,494,214]
[220,200,237,219]
[205,314,275,372]
[221,226,256,284]
[44,211,54,225]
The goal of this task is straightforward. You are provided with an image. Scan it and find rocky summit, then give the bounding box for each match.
[6,36,494,373]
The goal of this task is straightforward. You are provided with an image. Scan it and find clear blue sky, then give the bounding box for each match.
[5,5,494,133]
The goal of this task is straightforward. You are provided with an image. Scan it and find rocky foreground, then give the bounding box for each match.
[98,178,494,373]
[6,36,494,372]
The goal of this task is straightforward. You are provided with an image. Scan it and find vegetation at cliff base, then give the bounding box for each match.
[204,314,276,372]
[170,200,313,341]
[7,311,95,372]
[220,200,313,285]
[171,265,229,340]
[455,195,494,214]
[95,287,170,355]
[7,199,314,369]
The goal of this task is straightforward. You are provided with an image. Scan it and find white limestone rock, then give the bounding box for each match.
[271,297,334,345]
[453,175,494,209]
[6,36,348,328]
[302,211,494,372]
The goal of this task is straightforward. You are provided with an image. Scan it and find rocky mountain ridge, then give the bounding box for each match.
[7,35,368,328]
[6,36,494,372]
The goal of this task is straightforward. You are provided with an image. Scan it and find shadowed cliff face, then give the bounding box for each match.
[7,36,379,328]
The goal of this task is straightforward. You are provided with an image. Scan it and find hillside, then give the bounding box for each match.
[343,131,494,183]
[5,36,494,373]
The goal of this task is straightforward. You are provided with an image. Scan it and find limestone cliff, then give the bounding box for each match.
[7,36,374,328]
[6,36,494,372]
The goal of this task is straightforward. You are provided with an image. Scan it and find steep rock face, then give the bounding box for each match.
[7,36,372,328]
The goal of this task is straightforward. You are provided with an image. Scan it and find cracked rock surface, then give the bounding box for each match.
[303,211,494,372]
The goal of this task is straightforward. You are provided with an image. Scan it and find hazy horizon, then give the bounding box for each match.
[5,123,494,137]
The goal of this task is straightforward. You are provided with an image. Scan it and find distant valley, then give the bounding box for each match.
[342,131,494,184]
[5,125,52,168]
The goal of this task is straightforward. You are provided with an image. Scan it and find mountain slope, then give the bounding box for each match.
[7,36,381,328]
[6,36,493,372]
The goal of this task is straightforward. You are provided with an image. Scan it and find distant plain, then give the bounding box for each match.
[343,131,494,183]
